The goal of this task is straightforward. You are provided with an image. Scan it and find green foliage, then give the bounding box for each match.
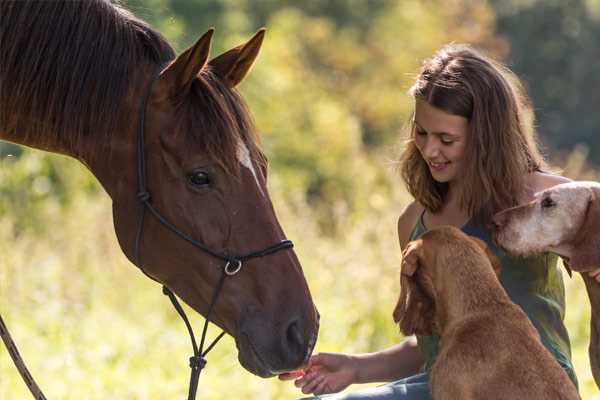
[122,0,500,233]
[2,1,600,399]
[0,150,597,399]
[492,0,600,163]
[0,150,99,235]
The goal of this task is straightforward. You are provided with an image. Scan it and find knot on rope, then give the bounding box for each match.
[189,355,207,370]
[137,191,151,202]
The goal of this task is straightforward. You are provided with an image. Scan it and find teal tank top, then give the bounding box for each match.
[409,213,578,387]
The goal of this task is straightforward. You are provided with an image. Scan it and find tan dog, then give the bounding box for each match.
[393,226,579,400]
[493,180,600,389]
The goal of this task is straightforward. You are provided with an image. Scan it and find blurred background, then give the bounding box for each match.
[1,0,599,398]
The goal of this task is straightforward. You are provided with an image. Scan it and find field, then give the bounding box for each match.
[0,151,597,399]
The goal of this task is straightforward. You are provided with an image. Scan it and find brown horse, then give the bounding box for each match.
[0,0,318,378]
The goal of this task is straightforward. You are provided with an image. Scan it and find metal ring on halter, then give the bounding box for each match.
[224,260,242,275]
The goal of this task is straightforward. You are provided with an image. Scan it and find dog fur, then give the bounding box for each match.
[393,226,579,400]
[493,180,600,389]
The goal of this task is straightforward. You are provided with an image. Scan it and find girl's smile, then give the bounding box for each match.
[413,99,468,184]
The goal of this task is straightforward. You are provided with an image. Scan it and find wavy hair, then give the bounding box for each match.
[399,44,547,224]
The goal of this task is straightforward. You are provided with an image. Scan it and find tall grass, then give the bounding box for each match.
[0,150,596,399]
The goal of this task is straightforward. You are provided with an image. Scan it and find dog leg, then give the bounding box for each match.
[582,272,600,389]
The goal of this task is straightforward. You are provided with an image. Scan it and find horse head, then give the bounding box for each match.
[0,0,318,377]
[108,30,319,377]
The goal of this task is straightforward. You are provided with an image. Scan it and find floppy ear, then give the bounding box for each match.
[393,241,434,336]
[160,29,214,96]
[470,236,502,276]
[570,186,600,271]
[393,273,435,336]
[208,29,265,87]
[401,240,422,277]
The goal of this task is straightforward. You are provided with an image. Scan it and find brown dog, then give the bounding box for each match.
[393,226,579,400]
[493,180,600,389]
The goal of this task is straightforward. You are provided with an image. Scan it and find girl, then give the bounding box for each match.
[283,44,588,399]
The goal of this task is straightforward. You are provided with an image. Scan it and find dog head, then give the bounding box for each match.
[492,181,600,272]
[393,226,501,336]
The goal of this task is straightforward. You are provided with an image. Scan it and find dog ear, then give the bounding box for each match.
[470,236,502,276]
[401,240,423,277]
[393,274,435,336]
[393,241,434,336]
[570,186,600,271]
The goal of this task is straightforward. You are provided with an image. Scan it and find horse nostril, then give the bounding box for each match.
[285,318,305,355]
[286,319,302,345]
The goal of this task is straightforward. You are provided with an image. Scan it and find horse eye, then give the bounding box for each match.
[188,171,211,187]
[541,197,555,209]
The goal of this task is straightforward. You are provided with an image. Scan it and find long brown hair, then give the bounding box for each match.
[400,44,547,224]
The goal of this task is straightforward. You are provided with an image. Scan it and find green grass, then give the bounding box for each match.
[0,152,597,399]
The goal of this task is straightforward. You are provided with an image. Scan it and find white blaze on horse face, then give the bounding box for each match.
[237,140,264,196]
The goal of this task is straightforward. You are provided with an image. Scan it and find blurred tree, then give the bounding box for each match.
[1,0,500,234]
[492,0,600,164]
[122,0,501,231]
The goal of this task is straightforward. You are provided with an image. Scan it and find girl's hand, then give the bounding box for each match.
[279,352,358,395]
[589,267,600,283]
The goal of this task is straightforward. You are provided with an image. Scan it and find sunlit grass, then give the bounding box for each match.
[0,151,597,399]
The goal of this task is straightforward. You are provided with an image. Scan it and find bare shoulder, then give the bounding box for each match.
[398,201,423,251]
[528,171,572,192]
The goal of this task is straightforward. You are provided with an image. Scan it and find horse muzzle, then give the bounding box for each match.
[236,305,319,377]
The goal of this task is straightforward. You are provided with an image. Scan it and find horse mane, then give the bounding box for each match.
[0,0,264,173]
[184,69,266,176]
[0,0,174,155]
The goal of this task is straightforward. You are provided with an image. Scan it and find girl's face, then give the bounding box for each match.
[413,99,469,184]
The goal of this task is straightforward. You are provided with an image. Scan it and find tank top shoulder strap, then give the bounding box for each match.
[408,207,427,241]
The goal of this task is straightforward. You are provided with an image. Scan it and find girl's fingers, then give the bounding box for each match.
[295,371,317,388]
[279,370,304,381]
[313,379,332,396]
[589,268,600,277]
[301,373,326,394]
[588,269,600,283]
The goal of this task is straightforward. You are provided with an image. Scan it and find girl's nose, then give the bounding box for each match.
[422,137,440,158]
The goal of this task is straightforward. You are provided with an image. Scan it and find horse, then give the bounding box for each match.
[0,0,319,382]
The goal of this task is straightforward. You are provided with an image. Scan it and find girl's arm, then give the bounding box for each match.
[352,336,424,383]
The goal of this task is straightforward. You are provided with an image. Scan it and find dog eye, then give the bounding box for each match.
[541,197,555,209]
[187,171,211,187]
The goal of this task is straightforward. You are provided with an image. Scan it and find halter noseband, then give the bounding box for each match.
[133,66,293,400]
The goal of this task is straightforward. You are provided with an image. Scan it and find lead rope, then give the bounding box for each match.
[133,66,292,400]
[133,66,227,400]
[0,315,47,400]
[0,64,293,400]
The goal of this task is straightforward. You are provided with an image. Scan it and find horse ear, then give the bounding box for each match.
[208,29,265,87]
[470,236,502,276]
[570,186,600,271]
[161,28,214,95]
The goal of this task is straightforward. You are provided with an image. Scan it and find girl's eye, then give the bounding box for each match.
[188,171,211,187]
[441,138,454,145]
[415,129,426,136]
[541,197,555,209]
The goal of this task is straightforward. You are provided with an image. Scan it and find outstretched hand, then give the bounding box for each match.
[589,267,600,283]
[279,352,357,396]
